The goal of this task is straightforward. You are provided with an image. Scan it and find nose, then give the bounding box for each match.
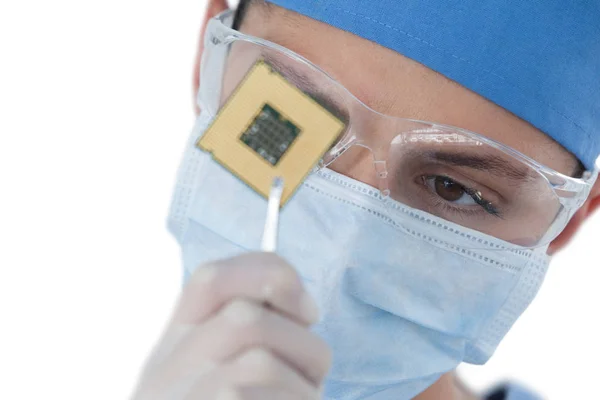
[327,145,382,191]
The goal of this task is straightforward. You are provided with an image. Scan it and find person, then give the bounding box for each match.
[132,1,600,399]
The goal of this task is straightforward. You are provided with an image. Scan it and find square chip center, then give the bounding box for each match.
[240,103,301,166]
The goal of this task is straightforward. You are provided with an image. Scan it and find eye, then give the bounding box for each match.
[425,176,477,205]
[422,175,501,216]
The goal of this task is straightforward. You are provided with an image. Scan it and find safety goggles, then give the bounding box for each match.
[198,10,599,249]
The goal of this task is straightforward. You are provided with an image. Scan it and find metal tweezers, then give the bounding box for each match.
[261,177,284,252]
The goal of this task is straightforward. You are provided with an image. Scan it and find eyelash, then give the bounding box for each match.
[422,175,503,219]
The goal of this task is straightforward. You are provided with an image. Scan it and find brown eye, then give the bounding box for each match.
[422,175,501,216]
[434,176,465,202]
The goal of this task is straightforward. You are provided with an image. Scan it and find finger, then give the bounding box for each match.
[177,350,319,400]
[230,348,319,398]
[210,348,319,399]
[173,252,319,326]
[171,299,332,387]
[208,387,315,400]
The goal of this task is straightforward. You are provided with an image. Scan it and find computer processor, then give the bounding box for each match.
[197,60,346,205]
[239,103,301,167]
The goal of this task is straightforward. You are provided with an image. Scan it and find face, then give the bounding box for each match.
[195,1,600,253]
[209,4,571,245]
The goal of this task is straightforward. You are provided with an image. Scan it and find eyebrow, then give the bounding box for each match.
[423,151,534,182]
[260,54,349,123]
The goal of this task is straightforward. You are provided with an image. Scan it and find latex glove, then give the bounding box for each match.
[131,252,331,400]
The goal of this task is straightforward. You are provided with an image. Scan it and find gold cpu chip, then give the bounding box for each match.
[197,60,346,205]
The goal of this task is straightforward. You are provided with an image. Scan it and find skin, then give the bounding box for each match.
[183,1,600,399]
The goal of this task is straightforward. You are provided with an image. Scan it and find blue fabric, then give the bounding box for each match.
[267,0,600,170]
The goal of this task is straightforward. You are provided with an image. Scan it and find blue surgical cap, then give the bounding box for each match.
[267,0,600,171]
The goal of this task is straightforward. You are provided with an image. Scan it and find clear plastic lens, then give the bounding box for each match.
[385,130,563,245]
[220,41,350,122]
[204,17,594,248]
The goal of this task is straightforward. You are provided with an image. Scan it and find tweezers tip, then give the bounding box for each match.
[272,176,284,188]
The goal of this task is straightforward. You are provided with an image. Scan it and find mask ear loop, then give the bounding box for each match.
[261,177,284,252]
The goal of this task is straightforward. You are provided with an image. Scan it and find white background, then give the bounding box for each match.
[1,1,598,399]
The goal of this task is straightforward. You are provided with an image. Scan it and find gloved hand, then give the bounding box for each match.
[131,252,331,400]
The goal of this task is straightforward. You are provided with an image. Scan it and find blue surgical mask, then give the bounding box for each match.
[167,111,551,399]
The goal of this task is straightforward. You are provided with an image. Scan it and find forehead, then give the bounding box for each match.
[238,5,579,176]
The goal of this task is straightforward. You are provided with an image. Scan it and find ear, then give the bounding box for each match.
[548,178,600,255]
[193,0,230,115]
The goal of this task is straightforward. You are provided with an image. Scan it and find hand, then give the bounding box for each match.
[131,252,331,400]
